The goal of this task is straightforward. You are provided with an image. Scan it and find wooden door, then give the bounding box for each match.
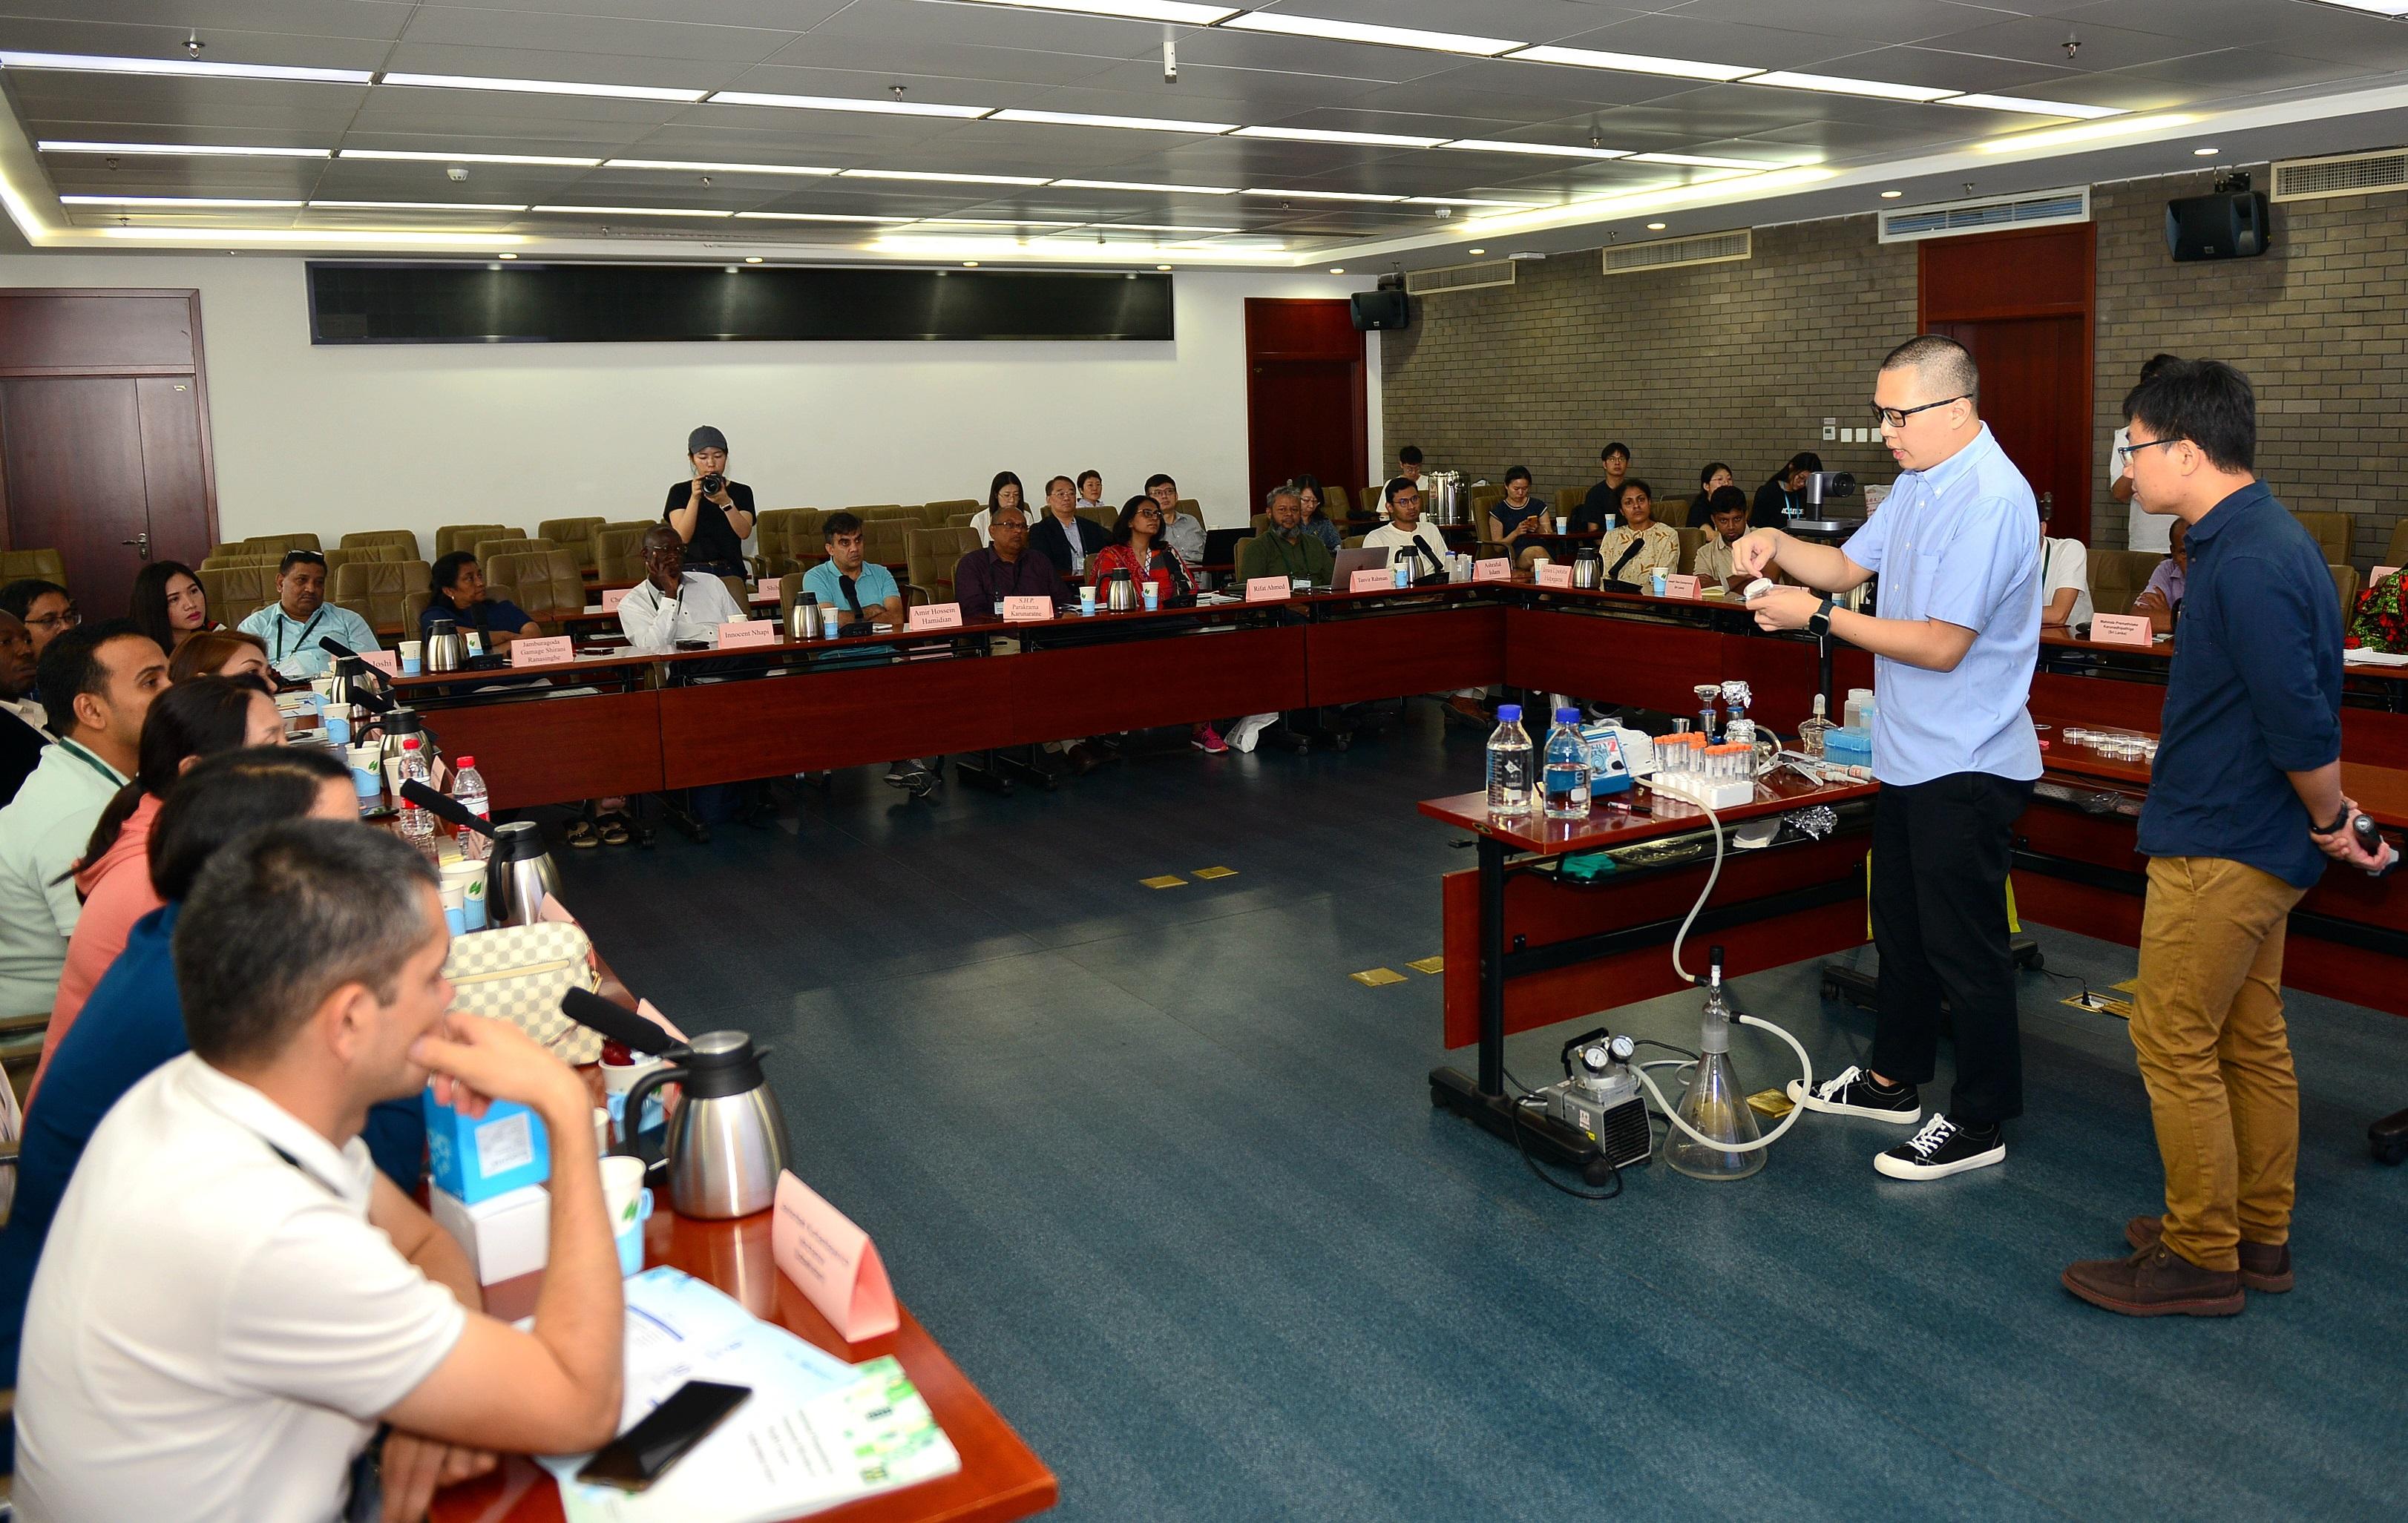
[1244,298,1365,514]
[1,378,154,614]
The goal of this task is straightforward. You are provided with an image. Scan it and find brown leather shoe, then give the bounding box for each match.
[2124,1216,2293,1292]
[2062,1243,2245,1318]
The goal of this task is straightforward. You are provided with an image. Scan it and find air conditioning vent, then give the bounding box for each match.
[1877,186,2089,243]
[1601,228,1750,274]
[1405,259,1515,295]
[2272,148,2408,203]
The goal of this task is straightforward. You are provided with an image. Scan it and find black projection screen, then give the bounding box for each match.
[306,263,1176,344]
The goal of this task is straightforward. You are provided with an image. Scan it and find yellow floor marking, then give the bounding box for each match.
[1192,866,1238,881]
[1406,955,1446,975]
[1351,967,1408,987]
[1140,874,1187,889]
[2062,992,2134,1020]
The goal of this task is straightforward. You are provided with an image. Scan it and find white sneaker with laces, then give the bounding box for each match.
[1788,1065,1921,1124]
[1874,1113,2006,1180]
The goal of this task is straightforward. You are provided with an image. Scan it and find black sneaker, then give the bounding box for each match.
[1788,1065,1920,1125]
[1875,1114,2006,1180]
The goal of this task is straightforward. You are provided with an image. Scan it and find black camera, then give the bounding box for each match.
[699,473,726,496]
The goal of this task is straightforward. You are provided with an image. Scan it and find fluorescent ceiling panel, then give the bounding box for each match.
[531,205,734,217]
[913,217,1084,226]
[1092,223,1240,233]
[310,200,531,211]
[707,91,991,119]
[932,0,1239,21]
[341,149,603,166]
[1401,195,1535,207]
[1939,94,2126,120]
[39,139,328,158]
[2303,1,2408,13]
[1505,45,1758,82]
[733,211,913,223]
[1741,71,1958,102]
[1241,187,1405,203]
[62,195,304,208]
[1219,13,1522,56]
[0,50,370,84]
[1973,114,2197,153]
[841,168,1051,185]
[1627,153,1780,169]
[380,72,706,103]
[988,108,1238,134]
[605,158,838,175]
[1234,125,1446,149]
[1052,177,1241,194]
[1442,139,1630,159]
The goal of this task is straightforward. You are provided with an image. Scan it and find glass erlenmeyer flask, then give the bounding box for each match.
[1665,957,1765,1181]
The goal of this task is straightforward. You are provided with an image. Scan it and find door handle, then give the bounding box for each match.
[120,530,150,561]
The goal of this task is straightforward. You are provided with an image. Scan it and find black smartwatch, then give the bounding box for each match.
[1807,595,1837,638]
[2309,806,2352,838]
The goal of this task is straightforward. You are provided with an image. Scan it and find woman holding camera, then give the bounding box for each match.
[663,424,755,577]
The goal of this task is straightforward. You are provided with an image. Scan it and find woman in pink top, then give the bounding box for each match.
[33,675,284,1101]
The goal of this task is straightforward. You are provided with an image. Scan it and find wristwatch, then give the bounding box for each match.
[2309,806,2352,837]
[1807,594,1837,638]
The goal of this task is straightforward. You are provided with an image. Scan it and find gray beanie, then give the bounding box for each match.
[687,425,728,455]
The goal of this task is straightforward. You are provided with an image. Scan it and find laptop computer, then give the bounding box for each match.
[1201,527,1248,566]
[1327,545,1389,590]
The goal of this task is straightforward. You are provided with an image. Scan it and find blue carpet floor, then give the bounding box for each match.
[553,705,2408,1523]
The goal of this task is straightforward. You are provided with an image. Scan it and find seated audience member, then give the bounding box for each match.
[1365,476,1451,580]
[971,470,1025,547]
[1597,480,1681,588]
[1146,474,1207,565]
[1751,451,1823,529]
[2,752,434,1412]
[1294,475,1344,552]
[1093,498,1220,752]
[1032,475,1109,582]
[1578,443,1632,530]
[1239,485,1333,587]
[128,560,217,656]
[955,499,1065,611]
[1691,461,1735,524]
[0,622,166,1018]
[1690,486,1755,592]
[0,579,77,666]
[424,552,541,648]
[1487,466,1546,547]
[1075,468,1106,514]
[37,674,284,1086]
[801,513,905,631]
[2039,503,2094,628]
[14,820,624,1522]
[2133,517,2189,634]
[0,608,44,806]
[619,524,747,647]
[237,550,378,680]
[169,628,274,685]
[1395,444,1425,488]
[664,424,754,577]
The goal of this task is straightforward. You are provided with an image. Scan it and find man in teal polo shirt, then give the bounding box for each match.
[1737,333,2043,1182]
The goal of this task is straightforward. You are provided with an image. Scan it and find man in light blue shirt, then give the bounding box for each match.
[799,512,936,795]
[236,551,378,680]
[1734,334,2041,1183]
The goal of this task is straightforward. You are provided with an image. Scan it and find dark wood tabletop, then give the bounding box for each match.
[1418,769,1876,855]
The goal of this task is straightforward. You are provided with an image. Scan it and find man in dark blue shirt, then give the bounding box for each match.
[2063,358,2393,1320]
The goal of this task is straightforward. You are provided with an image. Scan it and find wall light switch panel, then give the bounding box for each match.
[1822,417,1837,441]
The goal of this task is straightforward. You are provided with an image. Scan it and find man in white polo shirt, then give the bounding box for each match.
[16,820,623,1523]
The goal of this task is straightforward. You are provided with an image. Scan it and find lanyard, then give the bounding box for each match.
[274,605,327,660]
[59,738,124,789]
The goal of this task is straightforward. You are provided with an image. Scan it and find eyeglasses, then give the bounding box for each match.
[1869,395,1964,430]
[25,608,80,632]
[2112,436,2182,473]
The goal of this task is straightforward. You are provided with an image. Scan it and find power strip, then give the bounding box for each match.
[1650,772,1756,809]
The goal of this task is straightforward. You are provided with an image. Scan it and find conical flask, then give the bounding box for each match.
[1665,952,1765,1181]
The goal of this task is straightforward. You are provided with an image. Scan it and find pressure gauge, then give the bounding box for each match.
[1577,1044,1612,1074]
[1609,1034,1635,1062]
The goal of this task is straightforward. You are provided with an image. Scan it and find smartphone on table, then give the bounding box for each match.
[574,1379,752,1492]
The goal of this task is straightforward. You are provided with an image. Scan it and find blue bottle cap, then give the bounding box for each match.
[1555,707,1580,724]
[1496,704,1521,722]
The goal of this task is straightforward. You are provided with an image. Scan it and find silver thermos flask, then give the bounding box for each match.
[484,819,563,927]
[623,1030,791,1219]
[787,592,818,642]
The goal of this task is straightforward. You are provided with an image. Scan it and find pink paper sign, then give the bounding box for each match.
[1534,562,1574,588]
[2090,613,2155,648]
[600,586,629,614]
[633,996,689,1045]
[1002,595,1054,622]
[1348,568,1393,593]
[510,635,575,667]
[1664,573,1702,599]
[358,649,400,677]
[906,602,964,631]
[1472,557,1512,583]
[770,1170,897,1343]
[717,619,777,649]
[1245,576,1292,603]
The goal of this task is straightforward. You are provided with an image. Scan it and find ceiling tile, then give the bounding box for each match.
[394,8,793,68]
[0,0,414,41]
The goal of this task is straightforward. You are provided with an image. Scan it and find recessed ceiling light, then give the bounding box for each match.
[1234,125,1446,149]
[39,139,329,159]
[1328,266,1345,274]
[604,158,838,176]
[62,194,306,208]
[2194,146,2221,157]
[1467,246,1485,254]
[1053,177,1241,195]
[498,252,518,259]
[708,90,991,119]
[962,260,980,267]
[1442,139,1631,160]
[379,72,707,103]
[1880,189,1904,198]
[842,168,1052,185]
[1939,94,2126,120]
[989,108,1239,134]
[1627,153,1779,170]
[1221,13,1522,57]
[744,255,764,263]
[1240,187,1407,203]
[1,50,371,84]
[1645,221,1667,230]
[1155,263,1172,270]
[733,211,916,223]
[1505,45,1758,82]
[724,264,740,273]
[1096,223,1241,234]
[933,0,1239,22]
[1974,114,2198,154]
[529,205,735,217]
[342,149,602,167]
[1741,70,1958,102]
[309,200,531,212]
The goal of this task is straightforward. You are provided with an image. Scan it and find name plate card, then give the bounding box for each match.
[1664,573,1702,599]
[770,1171,897,1343]
[510,635,575,667]
[716,619,777,650]
[1002,595,1054,622]
[358,649,400,677]
[2090,613,2155,648]
[1349,568,1394,593]
[906,602,963,631]
[1472,557,1512,583]
[600,586,629,614]
[1245,576,1292,603]
[1534,562,1574,588]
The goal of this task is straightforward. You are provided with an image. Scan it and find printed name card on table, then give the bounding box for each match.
[771,1170,897,1342]
[1349,568,1394,593]
[510,635,576,668]
[1244,576,1293,603]
[1002,595,1054,622]
[717,619,777,650]
[600,586,629,614]
[2090,613,2155,648]
[358,648,400,677]
[1664,573,1702,600]
[906,602,963,631]
[1472,557,1512,583]
[1534,562,1574,589]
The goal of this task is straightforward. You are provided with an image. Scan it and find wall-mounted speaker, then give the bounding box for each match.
[2165,190,2272,262]
[1350,290,1411,331]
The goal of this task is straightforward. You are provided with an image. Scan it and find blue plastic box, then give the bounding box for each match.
[424,1089,551,1205]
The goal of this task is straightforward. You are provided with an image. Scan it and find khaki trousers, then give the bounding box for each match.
[2132,856,2309,1272]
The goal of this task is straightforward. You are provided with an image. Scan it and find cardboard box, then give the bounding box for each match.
[424,1090,551,1204]
[430,1184,550,1285]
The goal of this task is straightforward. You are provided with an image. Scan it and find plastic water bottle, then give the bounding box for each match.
[396,737,439,861]
[1543,707,1591,820]
[450,754,491,861]
[1486,704,1534,818]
